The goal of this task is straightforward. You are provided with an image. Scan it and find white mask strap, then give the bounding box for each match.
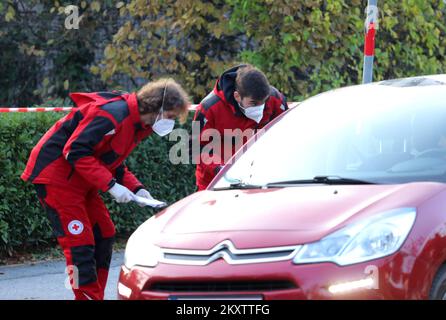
[160,80,168,119]
[154,81,168,124]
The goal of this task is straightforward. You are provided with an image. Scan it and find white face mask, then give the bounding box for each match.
[239,103,265,123]
[152,115,175,137]
[152,83,175,137]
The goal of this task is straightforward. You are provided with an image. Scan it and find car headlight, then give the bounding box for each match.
[293,208,416,266]
[124,216,163,269]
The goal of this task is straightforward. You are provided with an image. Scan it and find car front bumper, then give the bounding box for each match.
[117,252,423,300]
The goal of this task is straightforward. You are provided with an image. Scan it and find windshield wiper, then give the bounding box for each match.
[213,175,375,190]
[213,182,264,191]
[266,175,376,187]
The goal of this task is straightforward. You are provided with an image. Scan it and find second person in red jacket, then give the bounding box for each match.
[21,78,190,300]
[193,64,288,190]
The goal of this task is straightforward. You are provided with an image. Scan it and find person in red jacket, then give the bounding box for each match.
[21,78,190,300]
[193,64,288,190]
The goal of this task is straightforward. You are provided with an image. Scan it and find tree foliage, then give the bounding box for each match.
[0,0,121,106]
[100,0,446,101]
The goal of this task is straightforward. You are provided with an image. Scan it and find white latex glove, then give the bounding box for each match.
[135,189,154,207]
[108,183,134,203]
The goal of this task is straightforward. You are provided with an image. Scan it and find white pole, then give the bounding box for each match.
[363,0,378,84]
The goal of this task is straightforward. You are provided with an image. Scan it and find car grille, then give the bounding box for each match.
[159,240,301,266]
[148,281,297,292]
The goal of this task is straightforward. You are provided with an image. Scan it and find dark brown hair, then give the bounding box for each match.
[235,65,270,101]
[136,78,191,123]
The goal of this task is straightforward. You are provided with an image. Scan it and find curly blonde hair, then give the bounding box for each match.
[136,78,191,123]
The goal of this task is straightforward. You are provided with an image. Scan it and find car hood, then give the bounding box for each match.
[152,183,445,250]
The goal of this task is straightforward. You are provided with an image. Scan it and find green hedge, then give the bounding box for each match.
[0,111,196,257]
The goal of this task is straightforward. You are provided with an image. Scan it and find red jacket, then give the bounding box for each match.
[193,65,288,191]
[21,91,152,192]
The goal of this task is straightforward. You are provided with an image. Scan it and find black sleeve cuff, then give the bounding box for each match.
[132,185,145,194]
[106,178,117,191]
[214,165,223,175]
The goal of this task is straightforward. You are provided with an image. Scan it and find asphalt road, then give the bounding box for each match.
[0,251,124,300]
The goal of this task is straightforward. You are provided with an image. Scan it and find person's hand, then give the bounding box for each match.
[108,183,134,203]
[135,189,154,207]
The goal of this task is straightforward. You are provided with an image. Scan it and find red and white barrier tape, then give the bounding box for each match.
[0,102,299,113]
[0,105,199,113]
[0,107,74,113]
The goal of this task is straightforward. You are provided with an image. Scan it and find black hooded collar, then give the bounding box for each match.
[217,64,248,117]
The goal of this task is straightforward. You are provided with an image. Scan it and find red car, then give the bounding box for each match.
[118,75,446,300]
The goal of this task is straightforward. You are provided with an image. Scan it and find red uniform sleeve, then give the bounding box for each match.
[115,164,144,193]
[193,104,222,190]
[63,110,118,192]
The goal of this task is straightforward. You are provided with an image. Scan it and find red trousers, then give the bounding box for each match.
[35,183,116,300]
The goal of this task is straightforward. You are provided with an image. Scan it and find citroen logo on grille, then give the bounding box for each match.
[206,240,237,264]
[161,240,301,266]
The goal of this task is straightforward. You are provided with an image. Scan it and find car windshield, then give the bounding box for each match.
[213,84,446,189]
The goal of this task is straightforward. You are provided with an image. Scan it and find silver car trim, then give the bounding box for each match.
[159,240,301,266]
